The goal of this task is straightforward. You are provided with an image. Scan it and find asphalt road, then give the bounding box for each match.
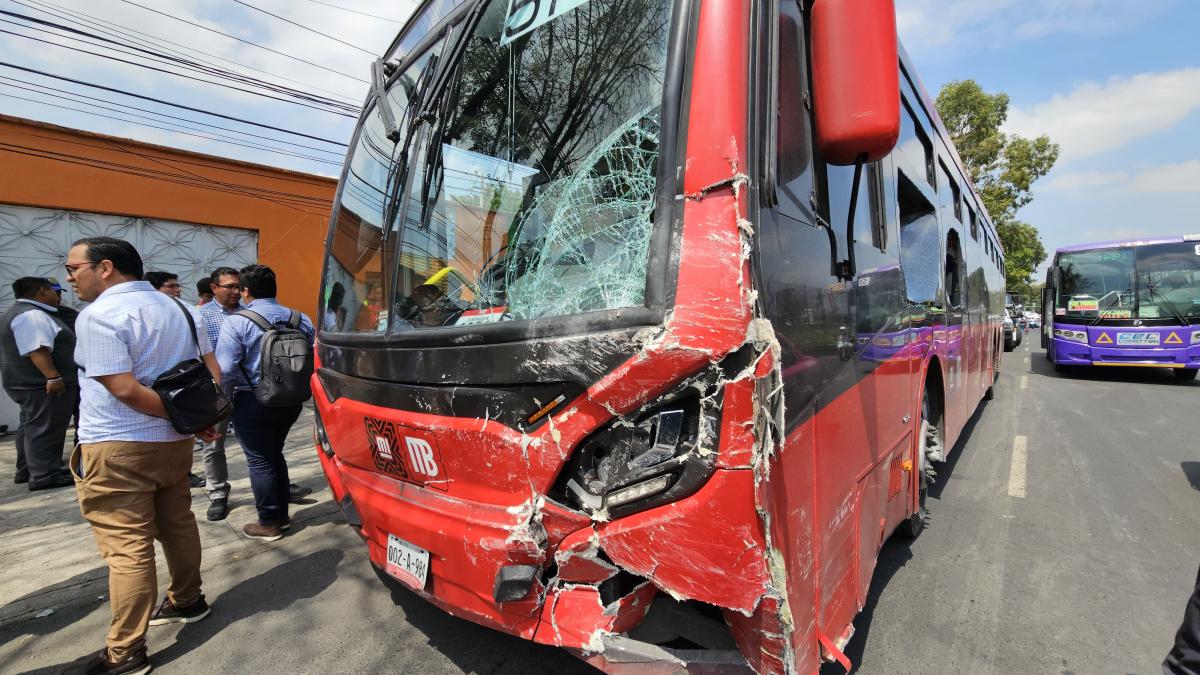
[825,333,1200,674]
[4,333,1197,674]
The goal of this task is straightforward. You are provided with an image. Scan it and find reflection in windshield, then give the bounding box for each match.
[1056,242,1200,320]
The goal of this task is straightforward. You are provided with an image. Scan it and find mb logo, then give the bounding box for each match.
[404,437,439,478]
[364,417,445,489]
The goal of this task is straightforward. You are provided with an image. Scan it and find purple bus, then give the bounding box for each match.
[1041,236,1200,380]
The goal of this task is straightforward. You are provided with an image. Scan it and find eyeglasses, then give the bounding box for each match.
[64,261,98,275]
[214,283,239,290]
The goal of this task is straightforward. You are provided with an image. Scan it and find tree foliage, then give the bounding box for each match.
[935,80,1059,294]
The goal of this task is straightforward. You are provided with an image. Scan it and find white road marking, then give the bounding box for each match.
[1008,435,1028,498]
[1020,375,1028,389]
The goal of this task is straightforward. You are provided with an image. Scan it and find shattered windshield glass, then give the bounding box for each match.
[386,0,672,330]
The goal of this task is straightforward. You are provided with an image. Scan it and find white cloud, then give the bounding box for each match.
[1004,68,1200,163]
[1040,162,1200,194]
[896,0,1172,52]
[1041,170,1129,192]
[1127,160,1200,193]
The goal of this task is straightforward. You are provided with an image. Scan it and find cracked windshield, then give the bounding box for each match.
[1056,242,1200,320]
[322,0,672,333]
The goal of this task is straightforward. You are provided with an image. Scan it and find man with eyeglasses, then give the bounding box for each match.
[63,237,217,675]
[196,267,311,521]
[144,271,182,299]
[195,267,242,520]
[0,276,77,490]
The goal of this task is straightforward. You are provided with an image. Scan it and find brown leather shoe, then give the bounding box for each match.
[242,522,283,542]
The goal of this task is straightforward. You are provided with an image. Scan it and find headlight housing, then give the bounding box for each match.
[1053,327,1088,344]
[314,409,333,457]
[550,357,729,520]
[1192,330,1200,345]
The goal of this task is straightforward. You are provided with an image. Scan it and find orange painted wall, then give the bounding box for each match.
[0,114,339,317]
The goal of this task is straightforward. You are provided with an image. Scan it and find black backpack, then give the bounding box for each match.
[236,309,314,407]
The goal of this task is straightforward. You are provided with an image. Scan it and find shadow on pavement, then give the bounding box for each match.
[1029,345,1196,386]
[1182,462,1200,492]
[0,565,108,634]
[372,565,595,675]
[819,395,991,674]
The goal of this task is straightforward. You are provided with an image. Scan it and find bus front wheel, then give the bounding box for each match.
[903,391,939,538]
[1175,368,1198,381]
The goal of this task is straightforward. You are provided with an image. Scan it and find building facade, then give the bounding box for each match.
[0,114,337,430]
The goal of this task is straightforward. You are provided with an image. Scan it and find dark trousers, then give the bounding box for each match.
[1166,562,1200,674]
[231,391,301,526]
[6,385,76,483]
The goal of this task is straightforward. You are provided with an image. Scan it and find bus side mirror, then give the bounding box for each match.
[811,0,901,166]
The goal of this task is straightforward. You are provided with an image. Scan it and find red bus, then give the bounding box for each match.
[313,0,1006,671]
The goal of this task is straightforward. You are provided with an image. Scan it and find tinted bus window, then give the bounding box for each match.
[322,43,445,333]
[898,171,940,305]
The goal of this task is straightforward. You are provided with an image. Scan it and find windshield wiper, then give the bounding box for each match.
[1089,289,1128,326]
[1143,272,1190,325]
[370,59,401,143]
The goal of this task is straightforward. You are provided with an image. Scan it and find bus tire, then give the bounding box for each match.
[1175,368,1198,381]
[903,390,938,538]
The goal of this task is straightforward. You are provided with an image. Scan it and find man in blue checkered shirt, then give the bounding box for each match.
[215,264,314,542]
[195,267,241,521]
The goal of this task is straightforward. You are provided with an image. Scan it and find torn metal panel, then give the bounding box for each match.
[596,469,770,615]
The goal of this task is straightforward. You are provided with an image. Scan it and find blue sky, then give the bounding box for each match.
[897,0,1200,279]
[1,0,1197,283]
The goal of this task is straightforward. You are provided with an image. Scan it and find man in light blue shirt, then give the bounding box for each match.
[66,237,215,674]
[216,264,313,542]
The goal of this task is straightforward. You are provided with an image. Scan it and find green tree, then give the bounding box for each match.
[935,80,1059,293]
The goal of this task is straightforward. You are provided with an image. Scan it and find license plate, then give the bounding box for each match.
[1117,332,1160,345]
[386,534,430,589]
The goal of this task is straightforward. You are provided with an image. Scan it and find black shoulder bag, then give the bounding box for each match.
[152,298,231,434]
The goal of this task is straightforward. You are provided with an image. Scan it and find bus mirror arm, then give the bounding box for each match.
[838,153,867,282]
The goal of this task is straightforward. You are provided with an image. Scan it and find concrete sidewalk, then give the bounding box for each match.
[0,407,591,675]
[0,407,338,627]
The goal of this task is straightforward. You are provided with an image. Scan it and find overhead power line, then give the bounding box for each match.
[18,0,360,105]
[301,0,407,24]
[0,74,343,156]
[1,85,342,166]
[0,23,358,118]
[0,8,359,114]
[116,0,368,83]
[231,0,379,57]
[0,61,349,147]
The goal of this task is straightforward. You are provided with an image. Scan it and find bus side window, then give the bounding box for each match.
[897,170,940,305]
[776,0,815,226]
[945,229,964,308]
[826,162,885,253]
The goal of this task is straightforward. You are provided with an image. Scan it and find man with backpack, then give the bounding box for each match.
[215,264,314,541]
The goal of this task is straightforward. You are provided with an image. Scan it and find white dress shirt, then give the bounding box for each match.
[74,280,212,444]
[11,299,62,356]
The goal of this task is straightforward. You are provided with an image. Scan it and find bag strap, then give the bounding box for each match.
[235,309,273,331]
[287,310,300,329]
[170,297,203,358]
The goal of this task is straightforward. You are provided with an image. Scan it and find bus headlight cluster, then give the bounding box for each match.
[1053,328,1088,344]
[1192,331,1200,345]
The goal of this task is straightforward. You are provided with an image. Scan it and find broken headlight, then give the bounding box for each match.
[559,391,718,518]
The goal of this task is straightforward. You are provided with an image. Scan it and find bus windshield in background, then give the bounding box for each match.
[322,0,672,334]
[1054,242,1200,321]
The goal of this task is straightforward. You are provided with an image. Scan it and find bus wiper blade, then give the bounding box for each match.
[1143,273,1190,325]
[370,59,401,143]
[1089,290,1127,326]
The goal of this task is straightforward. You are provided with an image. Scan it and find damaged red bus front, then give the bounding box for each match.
[313,0,1006,671]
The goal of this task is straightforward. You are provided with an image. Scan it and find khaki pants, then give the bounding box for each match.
[72,438,203,661]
